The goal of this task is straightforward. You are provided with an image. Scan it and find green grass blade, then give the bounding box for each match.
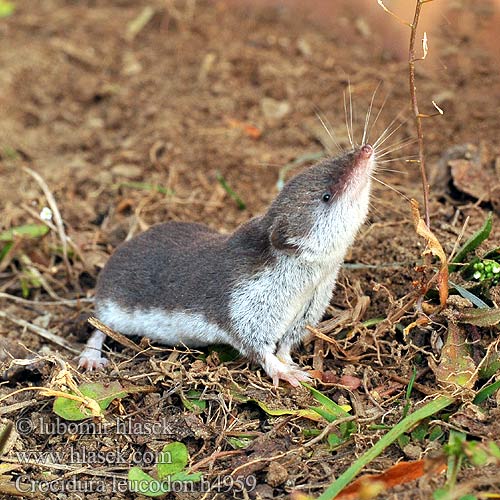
[215,171,246,210]
[0,223,49,241]
[316,395,455,500]
[449,282,489,309]
[449,212,492,272]
[473,379,500,405]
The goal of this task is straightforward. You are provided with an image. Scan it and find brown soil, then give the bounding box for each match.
[0,1,499,499]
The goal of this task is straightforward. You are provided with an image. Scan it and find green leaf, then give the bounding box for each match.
[226,436,253,449]
[20,278,30,298]
[458,307,500,327]
[433,487,449,500]
[157,442,189,479]
[362,317,386,328]
[0,224,49,241]
[215,171,246,210]
[0,0,15,18]
[488,441,500,459]
[466,442,489,466]
[339,420,357,439]
[449,212,493,272]
[311,405,338,423]
[478,352,500,379]
[128,467,169,497]
[180,390,206,412]
[397,434,410,449]
[254,399,323,421]
[327,433,343,449]
[411,422,428,441]
[429,425,444,441]
[53,382,128,421]
[473,379,500,405]
[303,383,351,419]
[169,471,202,483]
[406,367,417,399]
[0,242,13,263]
[449,281,489,309]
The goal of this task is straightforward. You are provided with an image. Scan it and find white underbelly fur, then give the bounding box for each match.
[97,300,232,347]
[229,255,338,347]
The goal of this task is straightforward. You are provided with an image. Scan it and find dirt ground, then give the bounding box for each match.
[0,0,499,499]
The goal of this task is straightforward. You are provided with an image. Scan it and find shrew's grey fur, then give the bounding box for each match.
[79,146,374,386]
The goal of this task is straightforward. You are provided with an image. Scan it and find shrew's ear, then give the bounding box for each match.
[269,217,300,253]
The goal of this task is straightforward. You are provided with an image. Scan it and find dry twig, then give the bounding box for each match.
[23,167,73,283]
[378,0,440,228]
[0,311,78,354]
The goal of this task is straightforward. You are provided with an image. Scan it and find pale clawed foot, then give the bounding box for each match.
[78,350,109,371]
[77,329,109,371]
[263,352,311,387]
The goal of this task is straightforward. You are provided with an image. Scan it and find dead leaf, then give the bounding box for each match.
[403,316,431,339]
[450,158,497,202]
[339,375,362,391]
[334,458,446,500]
[411,199,449,307]
[225,118,262,139]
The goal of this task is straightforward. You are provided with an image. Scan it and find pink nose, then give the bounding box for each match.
[360,144,373,159]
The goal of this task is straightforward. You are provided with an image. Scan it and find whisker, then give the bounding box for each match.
[323,112,346,153]
[373,110,408,149]
[376,138,419,159]
[343,89,354,149]
[375,167,409,174]
[377,155,418,164]
[315,110,342,153]
[369,175,411,201]
[362,81,381,146]
[376,136,417,155]
[348,79,356,146]
[373,116,410,151]
[368,86,392,144]
[366,201,384,218]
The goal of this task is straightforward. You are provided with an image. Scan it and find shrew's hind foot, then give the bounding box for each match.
[77,330,109,371]
[262,352,311,387]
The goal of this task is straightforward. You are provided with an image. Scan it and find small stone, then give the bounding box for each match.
[403,443,422,460]
[261,97,290,121]
[355,17,371,38]
[122,52,142,76]
[111,164,143,179]
[297,38,312,57]
[266,461,288,487]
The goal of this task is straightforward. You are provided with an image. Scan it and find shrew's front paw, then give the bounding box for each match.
[262,352,311,387]
[77,350,109,371]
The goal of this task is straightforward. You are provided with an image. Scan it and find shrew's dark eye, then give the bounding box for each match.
[322,192,331,203]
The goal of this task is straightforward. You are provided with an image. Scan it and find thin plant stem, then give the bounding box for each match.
[408,0,433,228]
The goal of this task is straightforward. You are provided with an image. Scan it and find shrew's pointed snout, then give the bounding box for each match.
[354,144,374,169]
[360,144,374,159]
